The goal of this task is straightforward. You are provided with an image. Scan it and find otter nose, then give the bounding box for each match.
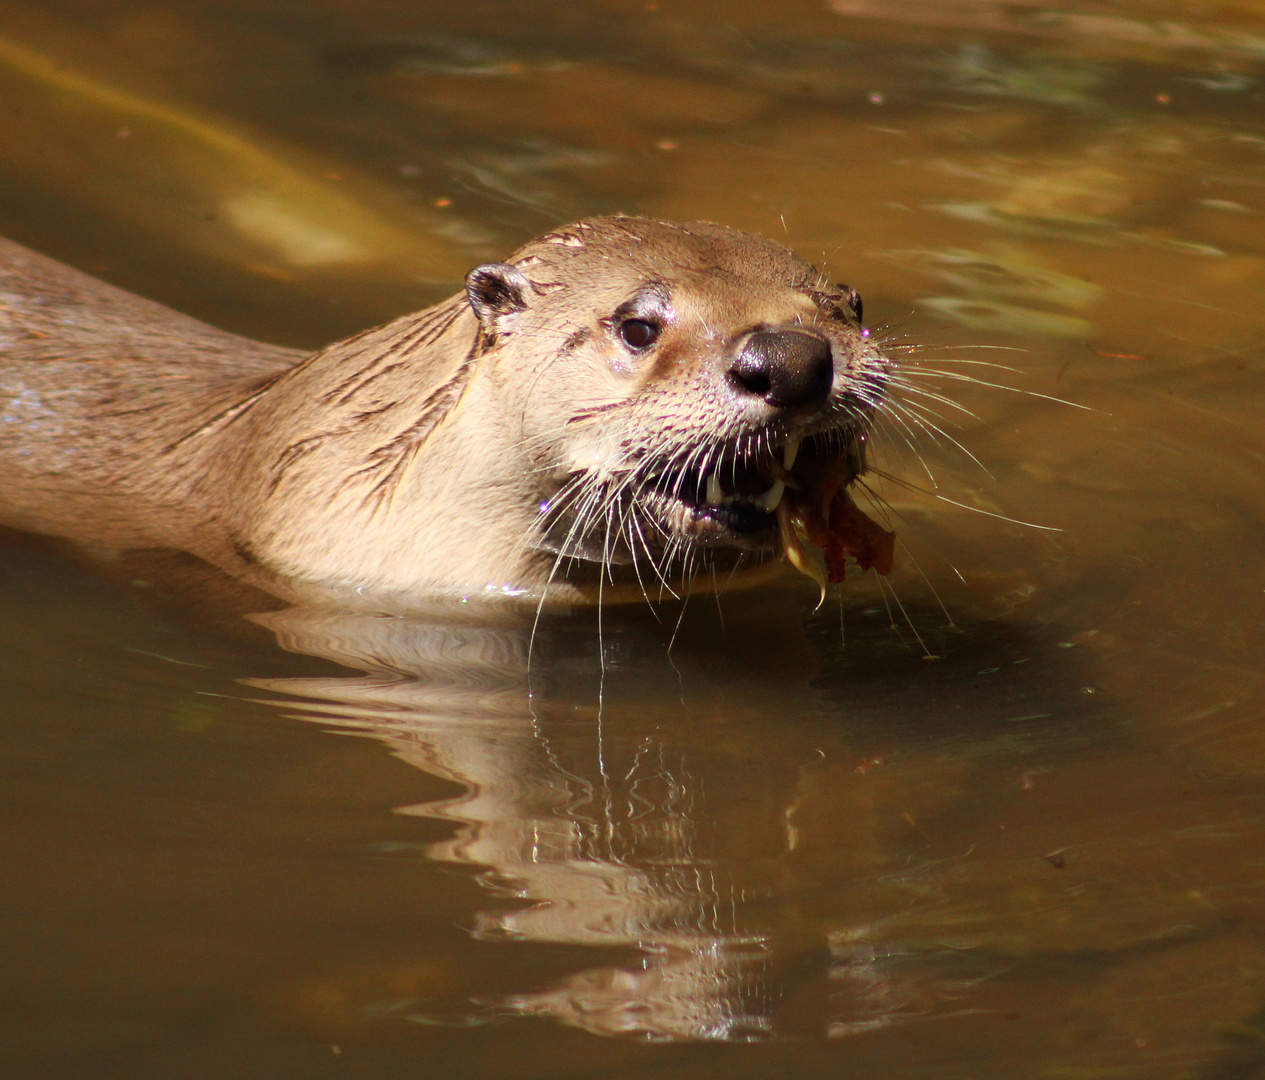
[728,329,833,409]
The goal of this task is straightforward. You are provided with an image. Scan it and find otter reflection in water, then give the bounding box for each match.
[0,217,924,1037]
[248,597,992,1041]
[0,218,892,606]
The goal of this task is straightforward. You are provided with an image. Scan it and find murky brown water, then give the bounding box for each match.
[3,0,1265,1076]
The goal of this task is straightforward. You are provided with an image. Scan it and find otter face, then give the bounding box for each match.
[465,217,891,586]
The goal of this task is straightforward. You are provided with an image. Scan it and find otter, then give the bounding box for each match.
[0,216,893,606]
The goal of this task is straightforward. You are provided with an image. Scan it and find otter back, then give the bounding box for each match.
[0,237,300,551]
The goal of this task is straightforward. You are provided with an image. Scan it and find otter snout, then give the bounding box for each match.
[728,329,833,410]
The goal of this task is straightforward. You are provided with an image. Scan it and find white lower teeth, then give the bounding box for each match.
[703,473,785,513]
[706,473,725,507]
[758,480,786,512]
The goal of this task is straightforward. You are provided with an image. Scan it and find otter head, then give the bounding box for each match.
[463,216,891,590]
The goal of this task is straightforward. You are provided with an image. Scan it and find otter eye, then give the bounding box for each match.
[841,286,862,325]
[808,286,862,326]
[619,318,660,350]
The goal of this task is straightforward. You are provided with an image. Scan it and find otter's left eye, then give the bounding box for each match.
[841,286,862,325]
[620,318,660,350]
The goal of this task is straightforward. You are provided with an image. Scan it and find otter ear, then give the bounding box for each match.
[466,262,531,333]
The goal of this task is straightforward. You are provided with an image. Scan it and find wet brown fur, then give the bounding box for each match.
[0,217,886,604]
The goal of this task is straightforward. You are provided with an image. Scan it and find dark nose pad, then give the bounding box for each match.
[728,330,834,409]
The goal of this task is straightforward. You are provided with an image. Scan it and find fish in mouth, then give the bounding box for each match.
[633,426,895,596]
[538,421,895,599]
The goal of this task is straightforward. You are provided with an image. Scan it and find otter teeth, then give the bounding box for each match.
[757,479,786,511]
[706,472,725,507]
[701,474,786,513]
[782,436,801,471]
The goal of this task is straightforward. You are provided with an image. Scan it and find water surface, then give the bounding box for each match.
[3,1,1265,1077]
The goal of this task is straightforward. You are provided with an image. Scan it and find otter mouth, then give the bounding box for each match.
[644,433,838,547]
[641,428,895,590]
[538,427,896,593]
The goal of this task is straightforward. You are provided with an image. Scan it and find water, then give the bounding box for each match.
[2,0,1265,1076]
